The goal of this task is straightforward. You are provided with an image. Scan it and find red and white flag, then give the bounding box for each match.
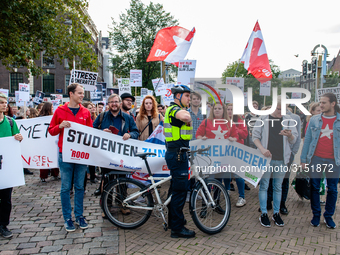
[240,21,272,82]
[147,26,195,66]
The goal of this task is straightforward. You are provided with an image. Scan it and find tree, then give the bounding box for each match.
[221,60,281,107]
[0,0,98,76]
[109,0,178,91]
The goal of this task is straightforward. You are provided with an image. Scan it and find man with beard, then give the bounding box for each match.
[120,93,135,120]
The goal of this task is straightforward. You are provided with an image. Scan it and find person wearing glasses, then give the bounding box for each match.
[120,93,136,120]
[92,94,139,215]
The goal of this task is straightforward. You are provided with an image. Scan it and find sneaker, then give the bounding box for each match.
[52,176,60,181]
[236,197,246,207]
[230,183,235,191]
[310,216,320,227]
[75,216,88,229]
[320,201,326,206]
[64,219,75,232]
[272,213,284,227]
[0,225,13,238]
[244,183,251,190]
[260,213,271,227]
[41,178,46,183]
[324,217,336,229]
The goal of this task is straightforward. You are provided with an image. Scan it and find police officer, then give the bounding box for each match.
[164,85,195,238]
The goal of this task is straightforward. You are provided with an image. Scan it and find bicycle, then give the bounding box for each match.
[101,147,231,234]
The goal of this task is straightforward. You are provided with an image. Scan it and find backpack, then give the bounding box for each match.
[98,112,105,129]
[291,170,310,200]
[6,116,13,129]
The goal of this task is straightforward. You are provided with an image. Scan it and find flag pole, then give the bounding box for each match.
[154,64,167,91]
[234,59,241,77]
[263,96,266,107]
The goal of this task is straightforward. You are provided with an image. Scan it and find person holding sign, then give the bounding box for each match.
[164,85,195,238]
[48,83,93,232]
[0,93,23,239]
[136,95,164,141]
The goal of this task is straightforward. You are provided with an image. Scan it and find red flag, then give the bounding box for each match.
[240,21,272,82]
[147,26,195,66]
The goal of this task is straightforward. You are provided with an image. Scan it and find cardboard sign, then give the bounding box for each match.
[0,89,9,98]
[33,90,45,105]
[69,69,98,91]
[177,60,196,85]
[317,87,340,104]
[19,83,30,92]
[260,81,271,96]
[226,77,244,92]
[118,78,131,95]
[106,88,119,98]
[90,84,103,101]
[130,70,142,87]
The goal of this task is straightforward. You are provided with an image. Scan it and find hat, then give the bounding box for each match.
[120,93,135,102]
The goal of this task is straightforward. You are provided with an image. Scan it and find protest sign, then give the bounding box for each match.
[16,116,59,169]
[226,77,244,92]
[62,122,166,173]
[162,84,174,105]
[260,81,271,96]
[317,87,340,104]
[292,92,302,99]
[118,78,131,95]
[51,100,60,112]
[69,69,98,91]
[15,91,30,106]
[0,137,25,189]
[141,88,148,99]
[33,90,45,105]
[90,84,103,101]
[51,94,63,105]
[190,139,270,187]
[148,90,153,96]
[0,89,9,98]
[19,83,30,92]
[177,60,196,85]
[152,78,166,96]
[106,88,119,98]
[130,70,142,87]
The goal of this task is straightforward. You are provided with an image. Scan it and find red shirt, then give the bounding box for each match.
[195,119,238,140]
[49,102,93,152]
[314,115,336,159]
[233,117,248,144]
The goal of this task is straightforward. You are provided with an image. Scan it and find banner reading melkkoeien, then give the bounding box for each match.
[190,139,271,187]
[62,122,167,173]
[16,116,59,169]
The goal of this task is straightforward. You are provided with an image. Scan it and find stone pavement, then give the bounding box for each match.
[1,169,340,255]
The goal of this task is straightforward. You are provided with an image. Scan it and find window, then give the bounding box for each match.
[65,74,71,92]
[42,52,55,68]
[10,73,23,93]
[43,74,55,93]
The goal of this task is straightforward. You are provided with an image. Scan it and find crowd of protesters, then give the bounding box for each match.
[0,83,339,238]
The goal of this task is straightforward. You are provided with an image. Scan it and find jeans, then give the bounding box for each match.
[165,151,189,232]
[59,152,87,222]
[259,160,286,214]
[268,153,295,204]
[309,156,340,219]
[0,188,12,226]
[220,173,245,199]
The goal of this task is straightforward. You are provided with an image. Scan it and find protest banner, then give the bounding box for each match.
[177,60,196,85]
[317,87,340,104]
[16,116,59,169]
[0,137,25,189]
[130,70,142,87]
[190,139,270,187]
[90,84,103,101]
[51,94,63,105]
[15,91,30,107]
[260,81,271,96]
[69,69,98,91]
[33,90,45,105]
[62,122,166,173]
[118,78,131,95]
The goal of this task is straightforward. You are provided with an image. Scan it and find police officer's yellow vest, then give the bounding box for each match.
[164,104,192,142]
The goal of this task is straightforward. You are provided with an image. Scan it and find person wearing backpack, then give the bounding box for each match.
[0,93,23,238]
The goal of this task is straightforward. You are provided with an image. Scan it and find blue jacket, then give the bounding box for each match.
[300,112,340,166]
[93,110,139,140]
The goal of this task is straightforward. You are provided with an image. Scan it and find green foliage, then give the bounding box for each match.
[0,0,98,77]
[109,0,178,92]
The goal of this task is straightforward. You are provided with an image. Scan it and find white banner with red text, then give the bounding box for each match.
[0,137,25,189]
[16,116,59,169]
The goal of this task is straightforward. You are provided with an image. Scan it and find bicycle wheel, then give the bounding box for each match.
[101,178,154,229]
[190,178,230,234]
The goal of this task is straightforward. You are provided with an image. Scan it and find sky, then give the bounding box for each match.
[88,0,340,78]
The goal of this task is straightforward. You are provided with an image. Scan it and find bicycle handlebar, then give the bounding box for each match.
[190,146,211,155]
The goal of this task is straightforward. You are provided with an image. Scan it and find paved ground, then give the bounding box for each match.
[0,168,339,255]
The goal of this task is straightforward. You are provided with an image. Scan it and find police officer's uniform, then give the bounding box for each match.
[164,99,192,233]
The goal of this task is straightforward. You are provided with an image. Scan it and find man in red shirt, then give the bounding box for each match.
[301,93,340,229]
[49,83,93,232]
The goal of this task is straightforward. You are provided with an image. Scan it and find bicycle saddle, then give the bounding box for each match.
[135,152,156,159]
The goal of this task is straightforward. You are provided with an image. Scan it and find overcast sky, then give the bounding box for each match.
[88,0,340,78]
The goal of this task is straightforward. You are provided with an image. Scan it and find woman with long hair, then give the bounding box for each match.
[38,102,59,182]
[136,95,164,141]
[28,107,38,118]
[4,104,14,117]
[224,103,249,207]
